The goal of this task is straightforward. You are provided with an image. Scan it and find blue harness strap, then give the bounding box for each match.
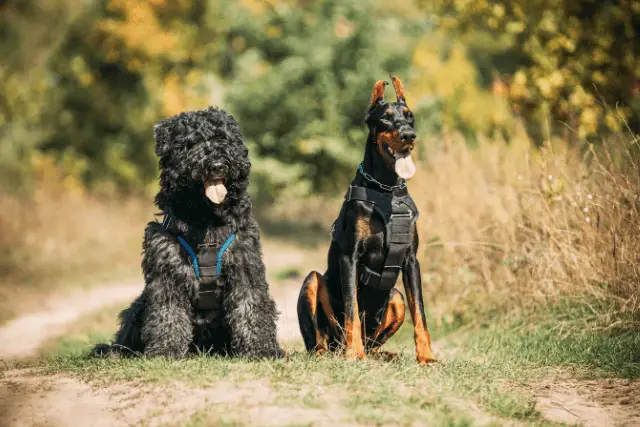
[163,212,236,280]
[177,236,200,279]
[175,230,236,279]
[216,233,236,276]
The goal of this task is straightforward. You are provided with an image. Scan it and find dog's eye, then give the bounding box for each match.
[380,118,393,128]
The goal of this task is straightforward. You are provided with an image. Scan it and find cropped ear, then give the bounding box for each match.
[390,74,406,104]
[153,119,173,157]
[369,80,389,106]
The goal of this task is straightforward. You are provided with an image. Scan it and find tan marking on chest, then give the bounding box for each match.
[355,216,374,240]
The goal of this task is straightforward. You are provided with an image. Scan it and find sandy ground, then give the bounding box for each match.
[0,369,354,427]
[0,282,143,360]
[535,378,640,427]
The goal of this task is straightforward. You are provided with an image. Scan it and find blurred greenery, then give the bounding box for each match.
[429,0,640,142]
[226,0,421,198]
[1,0,638,197]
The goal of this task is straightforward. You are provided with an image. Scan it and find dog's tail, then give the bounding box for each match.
[90,294,146,358]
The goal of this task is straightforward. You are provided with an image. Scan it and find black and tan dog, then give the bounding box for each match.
[297,75,436,364]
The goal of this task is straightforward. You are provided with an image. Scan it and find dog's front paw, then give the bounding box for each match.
[417,350,437,365]
[89,343,113,358]
[262,345,286,359]
[344,349,366,360]
[241,342,286,359]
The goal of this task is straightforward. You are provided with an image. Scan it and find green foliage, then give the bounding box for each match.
[226,0,423,197]
[38,0,238,193]
[3,0,638,196]
[1,0,424,197]
[0,0,84,191]
[1,0,241,194]
[435,0,640,141]
[409,31,516,142]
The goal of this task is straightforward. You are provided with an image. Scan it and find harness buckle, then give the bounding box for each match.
[391,211,413,220]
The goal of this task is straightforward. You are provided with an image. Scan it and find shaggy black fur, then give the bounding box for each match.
[92,107,284,359]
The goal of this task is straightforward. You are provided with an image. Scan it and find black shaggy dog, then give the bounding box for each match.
[92,107,284,359]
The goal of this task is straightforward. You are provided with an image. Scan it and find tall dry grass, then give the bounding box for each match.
[0,175,153,323]
[0,154,155,292]
[413,123,640,325]
[2,125,638,329]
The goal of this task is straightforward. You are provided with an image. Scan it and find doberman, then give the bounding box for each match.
[297,75,437,364]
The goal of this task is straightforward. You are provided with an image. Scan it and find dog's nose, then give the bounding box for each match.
[210,162,227,178]
[399,129,416,143]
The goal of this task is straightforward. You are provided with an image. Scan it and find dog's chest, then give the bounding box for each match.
[188,227,237,311]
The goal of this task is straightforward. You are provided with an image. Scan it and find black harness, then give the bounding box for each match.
[331,176,419,291]
[162,212,236,310]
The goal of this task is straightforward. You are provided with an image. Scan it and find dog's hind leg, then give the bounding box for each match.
[90,294,146,357]
[297,271,339,354]
[112,294,146,355]
[365,289,406,354]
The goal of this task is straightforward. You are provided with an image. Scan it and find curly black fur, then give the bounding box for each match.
[91,107,284,359]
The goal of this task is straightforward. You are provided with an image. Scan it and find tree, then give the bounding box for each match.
[0,0,85,191]
[39,0,235,193]
[225,0,423,198]
[430,0,640,141]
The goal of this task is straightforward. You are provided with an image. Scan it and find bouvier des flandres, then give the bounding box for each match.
[92,107,284,359]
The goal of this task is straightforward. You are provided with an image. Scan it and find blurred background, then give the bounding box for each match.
[1,0,639,330]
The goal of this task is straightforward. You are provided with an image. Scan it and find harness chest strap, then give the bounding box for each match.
[162,213,236,309]
[341,185,418,291]
[174,233,237,279]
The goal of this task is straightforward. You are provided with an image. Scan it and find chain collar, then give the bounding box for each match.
[357,162,407,192]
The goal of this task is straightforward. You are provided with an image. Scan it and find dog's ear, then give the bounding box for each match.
[153,119,173,157]
[390,74,406,104]
[369,80,388,106]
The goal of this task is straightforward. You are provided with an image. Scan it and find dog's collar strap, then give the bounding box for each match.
[357,162,407,192]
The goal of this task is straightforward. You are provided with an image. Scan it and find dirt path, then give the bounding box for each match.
[0,280,301,360]
[3,356,639,427]
[0,369,352,427]
[0,282,143,360]
[535,378,640,427]
[0,253,310,426]
[0,246,310,361]
[0,275,310,427]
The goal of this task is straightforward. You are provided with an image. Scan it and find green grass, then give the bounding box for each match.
[33,349,543,424]
[9,295,637,426]
[453,299,640,379]
[273,267,303,281]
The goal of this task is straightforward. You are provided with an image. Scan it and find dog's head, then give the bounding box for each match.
[365,74,417,179]
[153,107,250,208]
